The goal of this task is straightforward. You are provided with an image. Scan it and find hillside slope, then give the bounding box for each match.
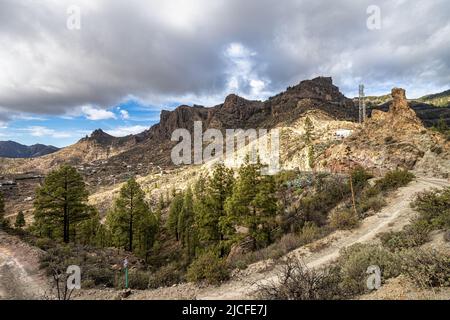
[72,177,450,300]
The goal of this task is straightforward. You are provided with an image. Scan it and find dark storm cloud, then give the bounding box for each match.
[0,0,449,119]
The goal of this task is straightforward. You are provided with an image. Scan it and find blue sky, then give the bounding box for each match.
[0,100,169,147]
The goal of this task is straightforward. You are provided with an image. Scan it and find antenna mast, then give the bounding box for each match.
[359,84,366,124]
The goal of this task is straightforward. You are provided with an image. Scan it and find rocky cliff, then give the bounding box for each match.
[321,88,450,177]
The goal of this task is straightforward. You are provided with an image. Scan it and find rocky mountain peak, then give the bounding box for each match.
[90,129,111,138]
[79,128,116,145]
[223,94,250,110]
[285,76,353,107]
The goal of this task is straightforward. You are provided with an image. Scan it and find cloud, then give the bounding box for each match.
[224,42,271,99]
[105,125,148,137]
[25,126,72,138]
[0,0,449,121]
[81,105,116,120]
[119,109,130,120]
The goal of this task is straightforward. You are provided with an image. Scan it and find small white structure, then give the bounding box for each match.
[335,129,353,139]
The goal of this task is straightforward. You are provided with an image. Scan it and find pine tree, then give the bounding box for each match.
[106,177,157,254]
[178,187,197,260]
[33,165,90,243]
[76,206,101,245]
[95,224,112,248]
[225,157,277,248]
[196,164,234,246]
[15,211,26,229]
[167,192,184,241]
[223,157,260,247]
[134,206,158,261]
[251,174,278,247]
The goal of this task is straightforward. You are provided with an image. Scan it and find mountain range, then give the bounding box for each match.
[0,141,59,158]
[1,77,449,185]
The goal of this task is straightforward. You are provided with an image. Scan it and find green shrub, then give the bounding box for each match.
[329,209,359,230]
[297,222,323,244]
[35,238,54,250]
[376,170,415,192]
[84,267,116,287]
[380,219,430,251]
[357,195,387,215]
[299,177,350,226]
[412,187,450,229]
[187,251,230,285]
[400,249,450,288]
[351,166,373,190]
[128,270,150,290]
[361,185,381,198]
[82,279,96,289]
[148,263,185,288]
[336,244,401,296]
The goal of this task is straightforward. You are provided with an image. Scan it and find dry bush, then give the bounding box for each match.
[257,258,343,300]
[380,219,430,251]
[329,209,359,230]
[148,263,185,288]
[400,249,450,288]
[357,195,387,216]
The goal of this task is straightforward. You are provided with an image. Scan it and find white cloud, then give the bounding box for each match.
[81,105,116,121]
[105,125,148,137]
[120,109,130,120]
[224,42,270,99]
[26,126,72,138]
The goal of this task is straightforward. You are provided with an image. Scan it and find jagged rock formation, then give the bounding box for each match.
[321,88,450,177]
[370,88,423,132]
[148,77,357,141]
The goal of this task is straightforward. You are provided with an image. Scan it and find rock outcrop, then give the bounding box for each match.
[370,88,423,132]
[321,88,450,177]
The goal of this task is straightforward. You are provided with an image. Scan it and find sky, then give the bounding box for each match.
[0,0,449,147]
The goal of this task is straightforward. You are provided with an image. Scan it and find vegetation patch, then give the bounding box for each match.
[186,251,230,285]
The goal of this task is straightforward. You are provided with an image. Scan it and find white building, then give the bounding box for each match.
[335,129,353,139]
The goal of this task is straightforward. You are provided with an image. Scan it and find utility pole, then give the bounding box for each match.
[123,257,129,289]
[359,84,366,124]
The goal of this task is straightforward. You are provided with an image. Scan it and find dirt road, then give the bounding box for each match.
[0,231,49,300]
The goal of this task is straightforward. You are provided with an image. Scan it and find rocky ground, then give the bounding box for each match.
[0,231,49,299]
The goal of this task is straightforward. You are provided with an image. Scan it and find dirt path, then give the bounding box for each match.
[0,231,49,300]
[117,176,448,300]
